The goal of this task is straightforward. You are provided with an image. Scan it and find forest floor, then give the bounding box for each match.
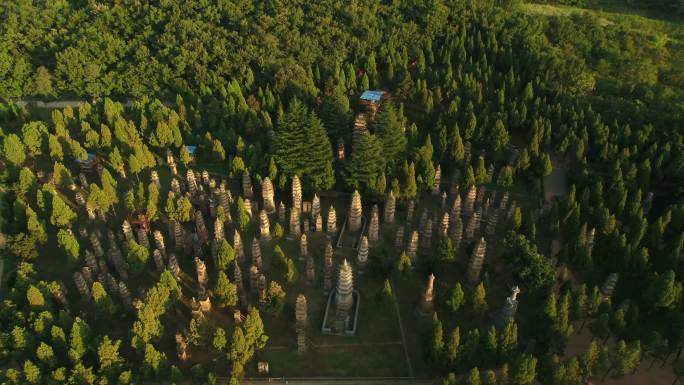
[564,323,677,385]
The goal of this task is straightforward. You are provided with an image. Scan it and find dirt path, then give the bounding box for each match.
[544,156,568,204]
[390,278,414,377]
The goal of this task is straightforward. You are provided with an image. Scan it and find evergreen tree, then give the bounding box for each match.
[50,194,76,227]
[471,282,488,316]
[343,133,384,196]
[490,118,509,152]
[127,240,150,274]
[214,271,238,308]
[430,313,445,363]
[235,197,251,233]
[216,239,236,270]
[375,102,406,164]
[320,88,352,140]
[446,326,460,364]
[466,367,481,385]
[446,282,465,313]
[4,133,27,165]
[275,99,335,189]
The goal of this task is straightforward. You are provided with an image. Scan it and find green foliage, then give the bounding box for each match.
[343,133,384,196]
[57,229,79,262]
[26,285,45,308]
[214,271,238,308]
[437,238,456,262]
[502,231,555,293]
[471,282,488,316]
[264,281,286,315]
[235,197,251,233]
[375,102,407,165]
[3,134,27,165]
[216,239,236,270]
[50,195,76,227]
[275,99,335,189]
[396,251,413,276]
[446,282,465,313]
[126,240,150,274]
[92,282,117,317]
[375,279,393,306]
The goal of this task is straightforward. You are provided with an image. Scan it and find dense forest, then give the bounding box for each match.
[0,0,683,384]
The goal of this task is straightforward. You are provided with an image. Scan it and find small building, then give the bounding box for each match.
[76,152,97,172]
[359,90,388,121]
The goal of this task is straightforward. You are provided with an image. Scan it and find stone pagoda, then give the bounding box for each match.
[348,190,363,232]
[333,260,354,333]
[407,230,419,261]
[290,208,301,237]
[601,273,619,301]
[450,217,463,249]
[368,205,379,242]
[242,169,253,199]
[251,238,262,270]
[451,194,462,219]
[292,175,302,212]
[261,177,275,213]
[418,274,435,316]
[300,233,308,261]
[440,212,450,237]
[464,185,477,217]
[259,210,271,240]
[234,230,244,261]
[467,237,487,287]
[326,206,338,236]
[195,257,208,286]
[384,190,396,223]
[312,194,321,221]
[432,165,441,195]
[498,286,521,326]
[357,236,369,269]
[323,242,334,295]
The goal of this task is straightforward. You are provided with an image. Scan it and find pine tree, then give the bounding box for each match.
[50,194,76,227]
[446,282,465,313]
[404,162,417,199]
[430,313,444,363]
[92,282,116,317]
[450,123,464,163]
[466,367,481,385]
[446,327,460,364]
[3,133,27,165]
[471,282,488,316]
[275,99,335,189]
[213,327,228,352]
[235,197,251,233]
[490,118,509,152]
[320,88,352,140]
[216,239,236,270]
[214,271,238,308]
[499,319,518,359]
[375,102,406,164]
[343,133,384,196]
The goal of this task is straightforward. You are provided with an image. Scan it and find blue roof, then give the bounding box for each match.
[360,90,385,102]
[77,152,96,164]
[185,145,197,155]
